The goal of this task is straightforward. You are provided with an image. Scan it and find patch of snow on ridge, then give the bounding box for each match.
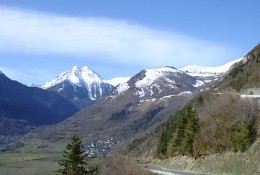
[116,82,129,94]
[135,67,180,88]
[185,72,216,77]
[135,88,145,98]
[179,91,192,95]
[159,91,193,101]
[193,80,204,87]
[140,98,156,103]
[159,95,175,100]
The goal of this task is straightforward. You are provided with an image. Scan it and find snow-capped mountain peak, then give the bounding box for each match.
[42,66,103,89]
[41,66,114,109]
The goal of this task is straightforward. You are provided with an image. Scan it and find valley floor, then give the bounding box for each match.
[0,158,59,175]
[0,138,99,175]
[0,138,66,175]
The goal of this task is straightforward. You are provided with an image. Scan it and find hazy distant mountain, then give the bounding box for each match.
[179,58,242,85]
[104,77,131,86]
[0,72,78,135]
[180,58,241,75]
[41,66,114,109]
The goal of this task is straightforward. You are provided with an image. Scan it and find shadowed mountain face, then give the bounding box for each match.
[0,73,79,135]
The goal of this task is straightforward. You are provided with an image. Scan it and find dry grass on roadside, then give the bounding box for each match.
[153,139,260,175]
[98,154,154,175]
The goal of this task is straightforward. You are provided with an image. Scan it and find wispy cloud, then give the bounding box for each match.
[0,6,233,68]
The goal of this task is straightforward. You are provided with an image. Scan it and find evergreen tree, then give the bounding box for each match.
[182,106,199,154]
[57,135,95,175]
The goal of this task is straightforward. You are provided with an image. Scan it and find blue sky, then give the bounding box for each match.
[0,0,259,85]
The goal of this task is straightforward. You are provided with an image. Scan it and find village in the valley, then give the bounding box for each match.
[83,138,119,158]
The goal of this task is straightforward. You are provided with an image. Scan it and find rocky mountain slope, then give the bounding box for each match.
[0,72,79,135]
[41,66,114,109]
[218,44,260,91]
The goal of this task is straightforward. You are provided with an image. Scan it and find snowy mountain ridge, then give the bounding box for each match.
[113,66,200,100]
[180,58,242,77]
[112,59,241,102]
[40,58,241,108]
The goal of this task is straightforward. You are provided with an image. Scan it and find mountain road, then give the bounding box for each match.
[147,164,208,175]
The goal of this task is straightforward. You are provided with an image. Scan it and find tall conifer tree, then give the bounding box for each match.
[57,135,94,175]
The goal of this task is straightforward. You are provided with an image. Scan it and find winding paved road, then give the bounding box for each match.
[148,164,208,175]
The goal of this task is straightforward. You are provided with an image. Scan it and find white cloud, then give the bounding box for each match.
[0,6,233,68]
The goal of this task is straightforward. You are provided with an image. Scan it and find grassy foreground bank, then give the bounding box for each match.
[153,139,260,175]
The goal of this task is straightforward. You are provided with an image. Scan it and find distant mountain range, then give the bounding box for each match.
[34,61,241,141]
[0,57,241,137]
[40,59,241,109]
